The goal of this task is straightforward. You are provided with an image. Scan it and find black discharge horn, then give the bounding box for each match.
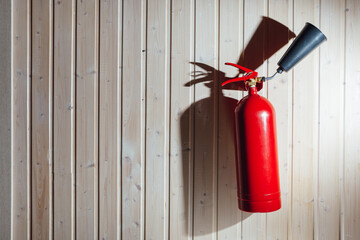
[265,22,327,80]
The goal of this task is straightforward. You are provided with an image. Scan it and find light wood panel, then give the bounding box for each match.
[266,0,293,239]
[75,0,99,238]
[122,0,145,239]
[217,0,243,239]
[53,0,75,238]
[193,0,218,239]
[12,0,31,238]
[31,0,53,238]
[344,1,360,239]
[291,0,319,239]
[169,0,195,239]
[11,0,359,239]
[145,0,170,239]
[317,0,344,239]
[98,0,120,238]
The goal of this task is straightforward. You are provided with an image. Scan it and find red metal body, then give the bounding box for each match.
[234,86,281,212]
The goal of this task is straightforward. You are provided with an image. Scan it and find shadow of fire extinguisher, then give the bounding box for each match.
[179,16,296,236]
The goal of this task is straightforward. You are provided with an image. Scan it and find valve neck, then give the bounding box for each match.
[248,86,258,95]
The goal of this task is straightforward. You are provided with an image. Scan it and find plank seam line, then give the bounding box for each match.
[94,0,100,238]
[97,0,101,238]
[71,0,77,238]
[28,0,33,238]
[166,0,172,239]
[50,0,55,237]
[215,0,220,238]
[289,0,295,238]
[191,0,196,238]
[118,0,124,239]
[315,0,321,238]
[10,0,14,237]
[141,0,148,239]
[340,1,347,239]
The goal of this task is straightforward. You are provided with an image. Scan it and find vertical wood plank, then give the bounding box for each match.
[99,0,120,238]
[122,0,145,239]
[292,0,319,239]
[193,0,218,239]
[53,0,76,238]
[241,0,268,99]
[317,0,344,239]
[117,2,123,239]
[75,0,99,238]
[145,0,170,239]
[217,0,243,238]
[344,0,360,239]
[169,0,195,239]
[266,0,293,239]
[31,0,53,238]
[241,0,267,238]
[12,0,31,238]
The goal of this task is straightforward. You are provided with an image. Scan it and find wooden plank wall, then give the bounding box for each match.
[11,0,359,239]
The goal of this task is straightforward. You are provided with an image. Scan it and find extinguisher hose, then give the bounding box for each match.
[264,71,279,81]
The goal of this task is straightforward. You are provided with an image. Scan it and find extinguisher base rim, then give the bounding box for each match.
[239,198,281,213]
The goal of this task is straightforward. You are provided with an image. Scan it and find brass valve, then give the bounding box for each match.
[246,77,264,87]
[246,79,257,87]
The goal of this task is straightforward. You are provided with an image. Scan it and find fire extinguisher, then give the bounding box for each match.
[222,22,326,213]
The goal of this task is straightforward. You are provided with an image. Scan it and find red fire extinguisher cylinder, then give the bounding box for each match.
[234,86,281,212]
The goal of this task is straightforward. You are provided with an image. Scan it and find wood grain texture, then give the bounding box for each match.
[12,0,31,238]
[344,1,360,239]
[169,0,195,239]
[145,0,170,239]
[53,0,75,238]
[317,0,344,239]
[266,0,293,239]
[10,0,359,239]
[193,0,218,239]
[99,0,120,238]
[31,0,53,238]
[217,0,242,239]
[291,0,320,239]
[75,0,99,238]
[122,0,145,239]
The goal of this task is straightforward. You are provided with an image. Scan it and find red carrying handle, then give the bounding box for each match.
[221,62,258,86]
